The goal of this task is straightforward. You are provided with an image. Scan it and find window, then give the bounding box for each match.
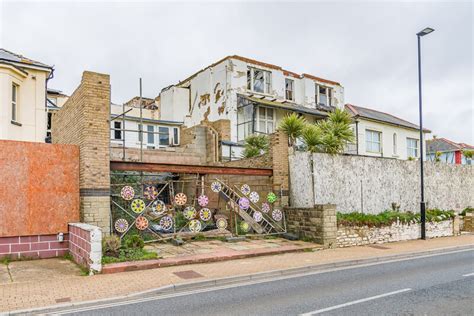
[114,121,122,140]
[237,96,255,141]
[247,67,271,94]
[407,138,419,158]
[285,78,294,101]
[257,107,274,134]
[138,124,143,142]
[366,130,381,153]
[393,133,398,155]
[147,125,154,146]
[12,83,18,121]
[159,127,170,146]
[316,84,332,107]
[172,127,179,145]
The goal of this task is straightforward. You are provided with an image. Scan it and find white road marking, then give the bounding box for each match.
[462,272,474,277]
[300,288,412,315]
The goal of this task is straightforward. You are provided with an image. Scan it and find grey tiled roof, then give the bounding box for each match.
[0,48,52,69]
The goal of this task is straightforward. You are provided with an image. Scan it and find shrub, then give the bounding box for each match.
[242,134,269,158]
[279,113,306,146]
[460,207,474,216]
[123,234,144,250]
[102,235,121,257]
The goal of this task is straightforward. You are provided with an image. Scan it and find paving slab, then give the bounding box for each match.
[8,258,82,283]
[0,264,12,284]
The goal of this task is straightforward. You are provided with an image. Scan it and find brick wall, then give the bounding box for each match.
[285,204,337,248]
[68,223,102,273]
[0,234,68,260]
[52,71,111,233]
[270,131,290,206]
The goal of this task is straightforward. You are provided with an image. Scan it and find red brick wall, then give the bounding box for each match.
[0,234,68,259]
[68,223,102,272]
[0,140,80,237]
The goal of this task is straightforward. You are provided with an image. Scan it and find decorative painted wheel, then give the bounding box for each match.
[240,221,250,233]
[151,200,166,216]
[135,216,149,230]
[188,219,202,233]
[131,199,146,213]
[267,192,277,203]
[120,186,135,201]
[183,206,197,220]
[238,197,250,210]
[261,202,270,213]
[216,218,228,231]
[199,208,212,221]
[198,195,209,207]
[144,186,158,200]
[240,184,251,195]
[272,209,283,221]
[211,181,222,193]
[253,211,263,222]
[249,191,260,203]
[114,218,129,233]
[160,216,173,231]
[174,193,187,206]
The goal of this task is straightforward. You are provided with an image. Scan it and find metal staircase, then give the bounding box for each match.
[215,179,286,235]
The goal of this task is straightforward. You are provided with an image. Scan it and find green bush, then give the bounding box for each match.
[102,235,122,257]
[102,248,158,264]
[123,234,144,250]
[460,207,474,216]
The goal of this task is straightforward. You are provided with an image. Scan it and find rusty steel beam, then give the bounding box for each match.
[110,161,273,176]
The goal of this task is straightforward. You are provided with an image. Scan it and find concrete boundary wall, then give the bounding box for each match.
[290,152,474,214]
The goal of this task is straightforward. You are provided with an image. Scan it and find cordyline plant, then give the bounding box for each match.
[278,113,306,146]
[241,134,269,158]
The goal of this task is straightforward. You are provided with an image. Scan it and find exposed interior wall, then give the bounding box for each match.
[290,152,474,213]
[0,140,79,237]
[52,71,111,233]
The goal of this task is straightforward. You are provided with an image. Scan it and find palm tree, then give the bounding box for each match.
[278,113,306,146]
[316,108,355,154]
[301,124,323,153]
[241,134,269,158]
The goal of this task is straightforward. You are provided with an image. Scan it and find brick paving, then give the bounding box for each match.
[0,235,472,313]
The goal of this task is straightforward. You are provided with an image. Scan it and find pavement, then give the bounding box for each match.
[1,234,473,313]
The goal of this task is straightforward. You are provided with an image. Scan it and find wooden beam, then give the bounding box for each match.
[110,161,273,176]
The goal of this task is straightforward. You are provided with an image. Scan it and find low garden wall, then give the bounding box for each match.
[0,234,69,260]
[68,223,102,273]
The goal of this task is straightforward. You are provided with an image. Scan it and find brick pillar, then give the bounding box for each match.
[52,71,111,234]
[270,130,290,206]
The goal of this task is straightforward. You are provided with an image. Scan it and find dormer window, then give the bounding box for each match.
[285,78,294,101]
[247,67,271,94]
[316,84,332,106]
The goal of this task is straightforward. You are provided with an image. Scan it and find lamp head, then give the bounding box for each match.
[417,27,435,37]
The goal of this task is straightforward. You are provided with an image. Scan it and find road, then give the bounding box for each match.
[44,249,473,315]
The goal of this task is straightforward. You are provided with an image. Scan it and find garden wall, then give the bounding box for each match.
[68,223,102,273]
[290,152,474,214]
[337,219,454,247]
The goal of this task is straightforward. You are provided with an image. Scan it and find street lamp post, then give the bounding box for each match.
[416,27,434,240]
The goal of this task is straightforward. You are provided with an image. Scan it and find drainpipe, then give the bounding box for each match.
[45,67,55,143]
[355,119,359,155]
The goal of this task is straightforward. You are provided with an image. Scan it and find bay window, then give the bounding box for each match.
[257,107,274,134]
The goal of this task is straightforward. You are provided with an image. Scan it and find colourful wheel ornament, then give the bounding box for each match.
[240,221,250,233]
[160,216,173,231]
[253,211,263,222]
[131,199,146,213]
[199,208,212,221]
[183,206,197,220]
[135,216,149,230]
[267,192,277,203]
[151,200,166,216]
[240,184,251,196]
[238,197,250,210]
[272,209,283,221]
[216,218,228,231]
[114,218,129,233]
[188,219,202,233]
[198,195,209,207]
[211,181,222,193]
[120,186,135,201]
[249,191,260,203]
[144,186,158,200]
[261,202,270,213]
[174,193,187,206]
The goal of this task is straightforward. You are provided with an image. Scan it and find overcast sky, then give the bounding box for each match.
[1,0,472,143]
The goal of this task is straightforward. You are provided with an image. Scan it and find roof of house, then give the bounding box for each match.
[169,55,341,91]
[345,104,431,132]
[426,138,474,153]
[0,48,52,70]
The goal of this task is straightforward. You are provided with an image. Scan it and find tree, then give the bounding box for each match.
[278,113,306,146]
[301,124,322,153]
[241,134,269,158]
[315,108,355,154]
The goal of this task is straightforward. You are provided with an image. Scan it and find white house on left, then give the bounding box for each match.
[0,48,53,142]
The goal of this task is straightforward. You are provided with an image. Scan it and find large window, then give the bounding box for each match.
[285,78,294,101]
[366,130,381,153]
[12,83,18,121]
[247,68,271,94]
[257,107,274,134]
[114,121,122,140]
[316,84,332,107]
[407,138,419,158]
[159,127,170,146]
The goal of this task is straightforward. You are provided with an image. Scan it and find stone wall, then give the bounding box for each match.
[52,71,111,233]
[290,152,474,213]
[68,223,102,273]
[285,205,337,248]
[337,219,454,247]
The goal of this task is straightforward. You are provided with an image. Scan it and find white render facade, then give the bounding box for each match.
[159,56,344,143]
